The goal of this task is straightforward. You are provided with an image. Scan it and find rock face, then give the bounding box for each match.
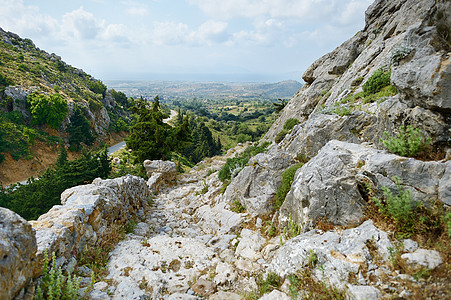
[0,208,37,299]
[263,0,450,150]
[280,140,451,230]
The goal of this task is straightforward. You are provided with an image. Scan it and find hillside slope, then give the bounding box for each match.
[0,28,131,185]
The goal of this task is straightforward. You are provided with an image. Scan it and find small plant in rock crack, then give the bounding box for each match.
[307,249,318,268]
[125,219,138,234]
[35,249,81,300]
[391,45,414,65]
[141,238,150,247]
[372,177,418,233]
[274,163,303,210]
[230,199,245,213]
[287,268,346,300]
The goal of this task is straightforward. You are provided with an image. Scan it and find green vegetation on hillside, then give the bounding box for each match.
[362,67,392,96]
[0,148,110,220]
[164,97,276,149]
[381,126,431,157]
[218,142,270,183]
[0,31,132,162]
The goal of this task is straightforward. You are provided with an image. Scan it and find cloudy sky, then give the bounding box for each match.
[0,0,373,82]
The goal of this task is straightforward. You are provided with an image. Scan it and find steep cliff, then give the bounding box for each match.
[264,0,450,149]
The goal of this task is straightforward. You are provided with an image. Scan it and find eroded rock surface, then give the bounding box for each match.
[280,140,451,230]
[0,208,36,299]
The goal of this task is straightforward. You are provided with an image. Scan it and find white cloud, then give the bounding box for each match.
[194,20,229,44]
[151,20,229,46]
[62,7,104,40]
[0,0,58,38]
[122,1,149,16]
[188,0,373,23]
[227,18,285,46]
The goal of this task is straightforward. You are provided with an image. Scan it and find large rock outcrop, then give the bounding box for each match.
[279,140,451,230]
[263,0,450,149]
[0,208,36,299]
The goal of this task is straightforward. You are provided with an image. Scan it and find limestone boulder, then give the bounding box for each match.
[401,249,443,269]
[0,208,37,299]
[280,140,451,231]
[144,160,177,189]
[347,284,382,300]
[391,20,451,111]
[235,228,266,261]
[223,148,296,216]
[268,220,392,289]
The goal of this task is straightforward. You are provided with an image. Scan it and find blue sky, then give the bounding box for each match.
[0,0,373,82]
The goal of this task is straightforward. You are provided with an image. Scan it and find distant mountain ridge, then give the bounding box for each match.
[105,79,302,100]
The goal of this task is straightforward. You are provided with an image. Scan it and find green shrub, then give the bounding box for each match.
[0,73,13,90]
[362,68,391,96]
[275,129,288,143]
[17,63,29,72]
[35,250,81,300]
[88,97,103,111]
[331,105,352,117]
[362,85,397,104]
[236,133,252,143]
[252,272,283,297]
[27,93,68,129]
[87,80,107,96]
[275,119,300,143]
[283,118,299,131]
[218,143,270,182]
[391,45,414,65]
[0,117,35,160]
[287,268,346,300]
[67,107,94,150]
[125,219,137,233]
[274,163,304,210]
[444,212,451,238]
[381,126,431,157]
[372,178,417,231]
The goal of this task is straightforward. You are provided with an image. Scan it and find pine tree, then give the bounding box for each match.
[126,96,173,163]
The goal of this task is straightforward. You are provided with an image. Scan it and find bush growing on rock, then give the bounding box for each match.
[35,250,81,300]
[218,143,270,182]
[275,118,300,143]
[274,163,303,210]
[362,67,391,96]
[381,125,431,157]
[372,178,418,232]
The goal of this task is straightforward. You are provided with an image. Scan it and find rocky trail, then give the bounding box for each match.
[81,143,448,299]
